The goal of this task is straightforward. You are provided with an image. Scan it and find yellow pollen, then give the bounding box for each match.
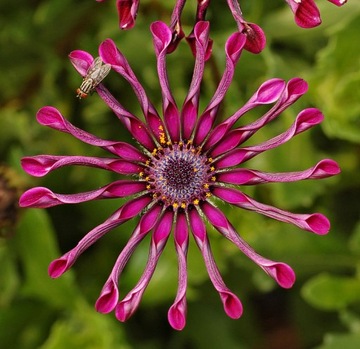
[181,203,186,209]
[173,203,179,209]
[203,183,209,189]
[146,160,150,165]
[153,193,158,198]
[158,125,164,131]
[152,148,157,155]
[193,199,199,205]
[145,176,150,181]
[210,166,215,172]
[211,176,216,181]
[146,184,151,190]
[206,192,211,198]
[193,168,198,172]
[208,158,213,163]
[139,172,144,177]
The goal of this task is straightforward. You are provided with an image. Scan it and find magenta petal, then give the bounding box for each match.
[181,21,210,140]
[210,129,244,157]
[21,156,56,177]
[151,21,181,142]
[116,0,139,30]
[168,302,187,331]
[188,207,206,242]
[194,32,246,145]
[165,0,186,54]
[305,214,330,235]
[111,142,148,162]
[204,78,286,150]
[313,159,341,177]
[242,22,266,54]
[226,0,265,54]
[69,50,93,76]
[19,181,146,208]
[20,155,143,177]
[115,210,173,322]
[174,211,189,247]
[151,21,173,55]
[36,106,68,132]
[225,32,247,61]
[61,107,147,158]
[115,292,142,322]
[118,195,152,219]
[219,291,243,319]
[19,187,57,208]
[213,186,331,234]
[286,0,322,28]
[48,253,73,278]
[186,19,212,60]
[237,78,308,139]
[96,204,162,314]
[153,210,174,247]
[99,39,165,142]
[49,200,154,278]
[97,85,156,150]
[213,148,247,169]
[327,0,347,5]
[95,279,119,313]
[37,106,121,149]
[99,38,128,67]
[217,159,341,185]
[253,78,286,104]
[107,160,143,174]
[285,77,309,100]
[265,263,296,289]
[168,212,188,330]
[213,107,324,163]
[189,208,243,319]
[201,201,296,288]
[48,195,151,279]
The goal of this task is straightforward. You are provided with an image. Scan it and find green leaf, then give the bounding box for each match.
[311,14,360,143]
[40,304,131,349]
[0,299,56,349]
[0,242,20,306]
[302,273,360,310]
[349,221,360,255]
[315,333,360,349]
[15,209,80,308]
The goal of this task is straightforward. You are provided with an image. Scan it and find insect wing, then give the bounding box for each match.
[86,57,104,79]
[93,63,111,85]
[76,57,111,99]
[87,57,111,85]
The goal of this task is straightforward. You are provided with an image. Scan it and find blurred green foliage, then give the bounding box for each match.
[1,1,360,348]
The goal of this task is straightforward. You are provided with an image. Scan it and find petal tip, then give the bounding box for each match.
[306,213,330,235]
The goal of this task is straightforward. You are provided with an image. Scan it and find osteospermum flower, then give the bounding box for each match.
[19,21,340,330]
[285,0,347,28]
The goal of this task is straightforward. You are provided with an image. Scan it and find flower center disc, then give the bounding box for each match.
[148,144,212,207]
